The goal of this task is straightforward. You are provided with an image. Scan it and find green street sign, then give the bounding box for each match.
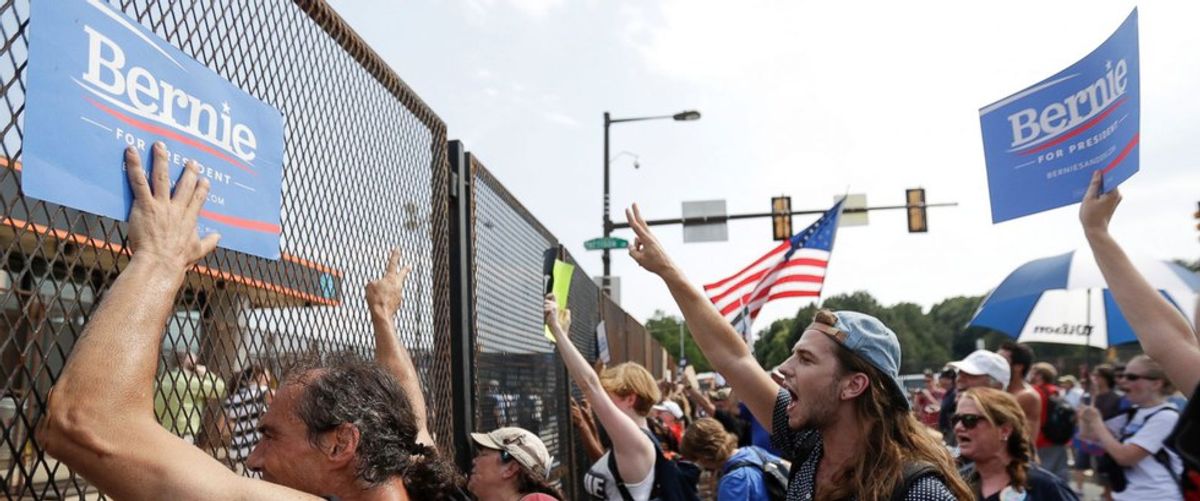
[584,237,629,250]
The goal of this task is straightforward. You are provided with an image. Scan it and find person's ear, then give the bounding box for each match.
[841,372,869,400]
[999,423,1014,442]
[326,423,361,466]
[501,460,521,480]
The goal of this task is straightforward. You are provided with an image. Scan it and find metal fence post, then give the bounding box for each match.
[447,140,477,471]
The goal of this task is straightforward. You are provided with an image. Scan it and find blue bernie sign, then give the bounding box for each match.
[979,9,1139,224]
[23,0,284,259]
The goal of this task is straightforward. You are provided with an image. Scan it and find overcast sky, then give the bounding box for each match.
[328,0,1198,331]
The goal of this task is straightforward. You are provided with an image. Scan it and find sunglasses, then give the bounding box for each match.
[951,413,988,430]
[1121,373,1160,382]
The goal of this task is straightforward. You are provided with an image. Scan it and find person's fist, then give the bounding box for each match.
[1079,170,1121,235]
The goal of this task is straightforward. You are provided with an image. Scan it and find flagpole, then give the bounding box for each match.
[816,197,848,306]
[1085,287,1094,385]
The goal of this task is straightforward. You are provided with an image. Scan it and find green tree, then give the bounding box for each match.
[645,311,712,372]
[750,292,993,374]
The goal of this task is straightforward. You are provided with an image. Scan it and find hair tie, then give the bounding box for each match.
[408,442,434,457]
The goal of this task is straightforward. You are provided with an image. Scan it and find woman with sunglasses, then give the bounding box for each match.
[954,387,1078,501]
[1079,355,1183,501]
[468,427,563,501]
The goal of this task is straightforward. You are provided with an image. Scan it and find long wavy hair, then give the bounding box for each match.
[818,339,973,501]
[960,387,1032,492]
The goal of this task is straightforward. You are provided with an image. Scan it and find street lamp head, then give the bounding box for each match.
[672,110,701,121]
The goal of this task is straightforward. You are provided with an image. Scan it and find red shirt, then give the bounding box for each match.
[1034,383,1059,448]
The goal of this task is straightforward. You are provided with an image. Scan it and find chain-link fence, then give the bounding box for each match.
[467,157,668,499]
[0,0,454,498]
[0,0,665,499]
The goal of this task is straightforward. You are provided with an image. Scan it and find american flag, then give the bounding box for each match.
[703,199,844,344]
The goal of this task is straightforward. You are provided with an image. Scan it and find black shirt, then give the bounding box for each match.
[714,408,750,447]
[961,463,1079,501]
[1169,382,1198,471]
[770,389,958,500]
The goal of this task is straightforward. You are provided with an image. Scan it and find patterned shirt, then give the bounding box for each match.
[769,389,957,501]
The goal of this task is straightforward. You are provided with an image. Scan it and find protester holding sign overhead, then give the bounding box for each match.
[543,295,666,501]
[39,145,461,500]
[979,9,1139,224]
[1079,171,1200,498]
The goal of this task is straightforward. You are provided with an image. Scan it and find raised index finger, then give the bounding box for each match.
[386,248,402,274]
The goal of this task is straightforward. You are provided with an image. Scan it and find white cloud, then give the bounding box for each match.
[542,110,580,127]
[459,0,564,20]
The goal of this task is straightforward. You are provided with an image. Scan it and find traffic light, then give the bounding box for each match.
[772,196,792,241]
[1194,202,1199,240]
[906,188,927,233]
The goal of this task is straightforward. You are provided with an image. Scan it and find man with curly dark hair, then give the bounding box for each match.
[40,143,460,500]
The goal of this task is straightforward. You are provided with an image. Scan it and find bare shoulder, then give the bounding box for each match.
[1014,387,1042,409]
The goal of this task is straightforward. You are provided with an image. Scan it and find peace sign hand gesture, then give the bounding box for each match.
[625,204,677,277]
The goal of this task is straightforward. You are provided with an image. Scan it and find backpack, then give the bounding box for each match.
[1041,391,1077,445]
[609,430,701,501]
[724,446,789,501]
[1104,405,1197,500]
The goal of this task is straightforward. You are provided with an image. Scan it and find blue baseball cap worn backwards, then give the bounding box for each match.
[806,310,909,410]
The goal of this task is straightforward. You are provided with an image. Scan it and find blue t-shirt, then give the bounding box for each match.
[719,446,781,501]
[739,403,782,456]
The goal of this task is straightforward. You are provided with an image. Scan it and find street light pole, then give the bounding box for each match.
[679,322,685,371]
[601,110,701,299]
[602,112,612,296]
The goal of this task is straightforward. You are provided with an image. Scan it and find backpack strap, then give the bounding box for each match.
[1119,406,1178,441]
[1140,407,1184,491]
[723,447,767,475]
[607,451,636,501]
[890,461,939,501]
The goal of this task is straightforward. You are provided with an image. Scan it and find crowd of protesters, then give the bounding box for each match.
[34,147,1200,500]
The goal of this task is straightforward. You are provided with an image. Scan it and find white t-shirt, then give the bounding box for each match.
[584,450,654,501]
[1104,402,1183,501]
[1064,387,1084,408]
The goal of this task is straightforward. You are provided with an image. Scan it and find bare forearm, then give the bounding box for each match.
[576,419,605,462]
[553,324,604,397]
[55,257,183,416]
[370,310,431,445]
[1087,229,1200,395]
[1096,427,1148,466]
[659,268,751,367]
[687,388,716,416]
[658,267,778,424]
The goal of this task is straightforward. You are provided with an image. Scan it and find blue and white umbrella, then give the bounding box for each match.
[968,248,1200,349]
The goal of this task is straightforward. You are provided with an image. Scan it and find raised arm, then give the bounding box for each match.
[570,398,606,462]
[684,385,716,417]
[39,144,314,500]
[544,295,655,484]
[1080,171,1200,397]
[625,204,779,427]
[365,249,434,449]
